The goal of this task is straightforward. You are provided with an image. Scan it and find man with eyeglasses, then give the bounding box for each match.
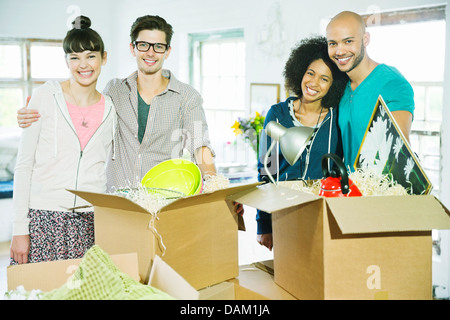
[100,15,219,191]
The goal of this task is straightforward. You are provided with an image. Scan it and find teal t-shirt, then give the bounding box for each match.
[137,91,150,144]
[338,64,415,170]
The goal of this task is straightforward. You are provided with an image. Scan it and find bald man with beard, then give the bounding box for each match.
[326,11,414,170]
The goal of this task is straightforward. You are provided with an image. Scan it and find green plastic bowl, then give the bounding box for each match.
[141,159,203,196]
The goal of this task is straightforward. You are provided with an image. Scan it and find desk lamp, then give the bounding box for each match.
[263,121,315,184]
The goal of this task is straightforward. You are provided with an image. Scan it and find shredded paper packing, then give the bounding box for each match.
[202,173,230,193]
[112,174,231,214]
[288,167,408,196]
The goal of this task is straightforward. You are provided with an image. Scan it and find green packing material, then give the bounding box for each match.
[41,245,174,300]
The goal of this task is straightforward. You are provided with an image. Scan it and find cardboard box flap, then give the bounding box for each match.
[69,182,260,215]
[148,255,200,300]
[159,182,261,213]
[69,189,148,214]
[326,195,450,234]
[229,182,320,213]
[7,252,140,292]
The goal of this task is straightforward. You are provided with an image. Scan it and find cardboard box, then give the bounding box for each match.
[231,182,450,300]
[149,255,293,300]
[7,252,139,292]
[70,182,260,290]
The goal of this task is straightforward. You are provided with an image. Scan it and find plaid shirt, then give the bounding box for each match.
[103,69,214,191]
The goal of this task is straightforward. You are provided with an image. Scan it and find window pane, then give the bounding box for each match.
[201,43,219,77]
[219,42,237,76]
[0,44,22,78]
[236,76,245,109]
[236,42,246,77]
[0,87,23,127]
[30,45,68,79]
[427,87,443,120]
[411,86,425,121]
[202,76,219,108]
[367,20,445,82]
[219,76,237,108]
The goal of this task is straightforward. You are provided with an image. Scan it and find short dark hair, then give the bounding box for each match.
[130,15,174,46]
[283,36,348,109]
[63,16,105,55]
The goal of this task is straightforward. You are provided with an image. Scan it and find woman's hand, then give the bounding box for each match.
[10,234,31,264]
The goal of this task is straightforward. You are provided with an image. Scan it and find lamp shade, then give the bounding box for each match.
[265,121,315,165]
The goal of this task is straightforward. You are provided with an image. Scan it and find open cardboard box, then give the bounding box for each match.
[69,182,260,290]
[230,182,450,300]
[7,252,139,292]
[149,255,295,300]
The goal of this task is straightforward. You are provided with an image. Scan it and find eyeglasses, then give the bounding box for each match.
[133,41,168,53]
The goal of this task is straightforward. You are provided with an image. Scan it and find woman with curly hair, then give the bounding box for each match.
[256,36,348,250]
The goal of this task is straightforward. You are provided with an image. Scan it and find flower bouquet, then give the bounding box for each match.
[231,111,265,159]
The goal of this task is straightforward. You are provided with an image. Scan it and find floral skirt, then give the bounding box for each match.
[10,208,94,265]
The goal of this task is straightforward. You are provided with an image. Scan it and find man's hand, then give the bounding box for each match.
[391,110,412,142]
[257,233,273,251]
[233,201,244,216]
[195,146,217,177]
[17,96,40,128]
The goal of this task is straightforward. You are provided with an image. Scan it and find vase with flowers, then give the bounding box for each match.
[231,111,265,161]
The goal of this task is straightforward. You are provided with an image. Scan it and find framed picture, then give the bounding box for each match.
[250,83,280,113]
[355,95,432,195]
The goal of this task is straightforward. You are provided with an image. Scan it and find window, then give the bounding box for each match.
[189,29,247,163]
[361,5,446,198]
[0,38,65,134]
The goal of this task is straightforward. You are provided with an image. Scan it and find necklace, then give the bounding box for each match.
[69,83,92,128]
[297,101,326,180]
[294,100,324,128]
[313,104,325,129]
[301,102,324,149]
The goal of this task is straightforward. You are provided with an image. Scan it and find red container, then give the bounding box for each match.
[319,154,362,198]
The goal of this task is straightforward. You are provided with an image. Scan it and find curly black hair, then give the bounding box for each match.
[283,36,348,109]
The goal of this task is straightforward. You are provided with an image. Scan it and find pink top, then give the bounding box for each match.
[67,95,105,150]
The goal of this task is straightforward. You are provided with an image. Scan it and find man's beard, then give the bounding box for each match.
[344,42,365,73]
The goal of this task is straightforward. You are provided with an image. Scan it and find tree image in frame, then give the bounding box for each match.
[355,95,432,195]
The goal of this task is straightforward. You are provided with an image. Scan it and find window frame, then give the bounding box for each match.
[0,38,63,130]
[188,28,245,92]
[188,29,248,164]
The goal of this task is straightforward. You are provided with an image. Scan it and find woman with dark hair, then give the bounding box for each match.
[256,36,348,250]
[10,16,116,264]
